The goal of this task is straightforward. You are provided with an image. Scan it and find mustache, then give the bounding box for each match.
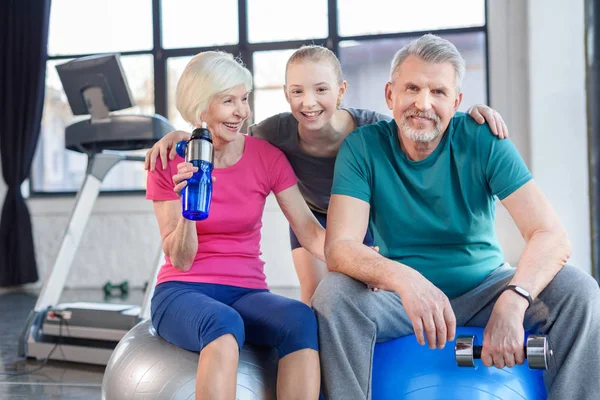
[403,109,440,123]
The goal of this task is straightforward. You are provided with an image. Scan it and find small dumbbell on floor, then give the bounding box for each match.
[103,280,129,297]
[455,334,552,370]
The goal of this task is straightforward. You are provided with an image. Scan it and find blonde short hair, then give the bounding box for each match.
[176,51,253,127]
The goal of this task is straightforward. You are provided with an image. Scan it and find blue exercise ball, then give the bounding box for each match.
[372,327,547,400]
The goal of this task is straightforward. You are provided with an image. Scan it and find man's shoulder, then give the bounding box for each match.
[452,111,493,134]
[341,120,393,160]
[352,119,391,146]
[450,112,495,147]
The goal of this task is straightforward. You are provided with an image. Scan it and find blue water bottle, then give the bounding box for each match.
[175,122,214,221]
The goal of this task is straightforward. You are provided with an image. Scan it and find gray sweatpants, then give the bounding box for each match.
[311,264,600,400]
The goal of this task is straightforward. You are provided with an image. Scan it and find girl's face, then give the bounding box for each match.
[284,61,347,132]
[203,84,250,143]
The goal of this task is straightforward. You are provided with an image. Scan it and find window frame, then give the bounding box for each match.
[32,0,489,196]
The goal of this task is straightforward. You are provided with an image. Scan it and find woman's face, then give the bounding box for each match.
[203,84,250,143]
[285,61,346,132]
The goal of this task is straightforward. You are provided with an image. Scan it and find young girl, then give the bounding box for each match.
[146,45,510,305]
[147,51,323,399]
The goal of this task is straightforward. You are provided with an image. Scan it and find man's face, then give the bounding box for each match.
[385,55,462,143]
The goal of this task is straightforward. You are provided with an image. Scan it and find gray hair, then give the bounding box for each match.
[176,51,253,127]
[389,34,466,92]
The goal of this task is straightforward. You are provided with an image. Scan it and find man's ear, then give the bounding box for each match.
[384,81,394,110]
[453,92,463,112]
[283,85,291,104]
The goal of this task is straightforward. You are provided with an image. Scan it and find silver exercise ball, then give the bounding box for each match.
[102,319,278,400]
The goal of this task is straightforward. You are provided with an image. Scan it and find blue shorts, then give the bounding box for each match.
[151,281,319,358]
[289,209,375,250]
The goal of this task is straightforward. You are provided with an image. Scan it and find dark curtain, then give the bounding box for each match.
[0,0,51,286]
[587,0,600,281]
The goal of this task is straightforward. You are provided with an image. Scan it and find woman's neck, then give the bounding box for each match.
[212,135,245,168]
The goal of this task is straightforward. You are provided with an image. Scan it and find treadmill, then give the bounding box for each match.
[19,54,170,365]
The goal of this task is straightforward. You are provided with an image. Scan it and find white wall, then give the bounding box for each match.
[488,0,591,273]
[487,0,530,267]
[527,0,590,272]
[16,0,592,291]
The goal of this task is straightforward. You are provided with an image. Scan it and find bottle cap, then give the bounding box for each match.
[191,123,212,142]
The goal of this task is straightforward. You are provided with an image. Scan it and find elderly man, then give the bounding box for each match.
[311,34,600,400]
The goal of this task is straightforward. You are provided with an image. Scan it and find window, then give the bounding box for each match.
[339,32,487,115]
[337,0,485,37]
[161,0,239,48]
[35,0,488,194]
[167,56,195,131]
[252,50,296,123]
[48,0,153,55]
[247,0,328,43]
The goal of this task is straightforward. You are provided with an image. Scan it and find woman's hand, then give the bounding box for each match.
[467,105,509,139]
[172,162,198,197]
[145,130,192,171]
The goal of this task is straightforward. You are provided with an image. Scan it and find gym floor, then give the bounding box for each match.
[0,286,300,400]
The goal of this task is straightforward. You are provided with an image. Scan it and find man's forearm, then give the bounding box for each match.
[510,229,571,298]
[326,239,408,291]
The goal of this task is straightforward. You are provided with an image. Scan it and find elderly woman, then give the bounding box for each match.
[146,51,322,400]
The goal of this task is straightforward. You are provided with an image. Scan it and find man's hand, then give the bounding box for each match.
[395,267,456,349]
[481,291,528,368]
[145,130,192,171]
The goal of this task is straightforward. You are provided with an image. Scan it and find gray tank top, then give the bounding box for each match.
[248,108,390,213]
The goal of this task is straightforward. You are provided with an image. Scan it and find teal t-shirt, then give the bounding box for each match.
[331,112,532,298]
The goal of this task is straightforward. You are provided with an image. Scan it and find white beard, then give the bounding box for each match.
[401,122,441,142]
[400,111,442,143]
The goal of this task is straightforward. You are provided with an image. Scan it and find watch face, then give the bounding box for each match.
[515,286,530,297]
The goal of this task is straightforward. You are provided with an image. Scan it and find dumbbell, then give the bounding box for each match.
[103,280,129,297]
[455,334,552,369]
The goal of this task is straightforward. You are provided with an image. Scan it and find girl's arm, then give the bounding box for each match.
[145,130,192,171]
[275,185,326,263]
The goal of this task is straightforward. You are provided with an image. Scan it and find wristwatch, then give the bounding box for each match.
[502,285,533,308]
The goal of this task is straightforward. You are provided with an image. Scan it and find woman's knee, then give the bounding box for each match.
[277,301,318,358]
[206,306,246,350]
[156,304,246,352]
[203,333,241,360]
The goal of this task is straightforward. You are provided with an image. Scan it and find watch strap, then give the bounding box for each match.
[502,284,533,308]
